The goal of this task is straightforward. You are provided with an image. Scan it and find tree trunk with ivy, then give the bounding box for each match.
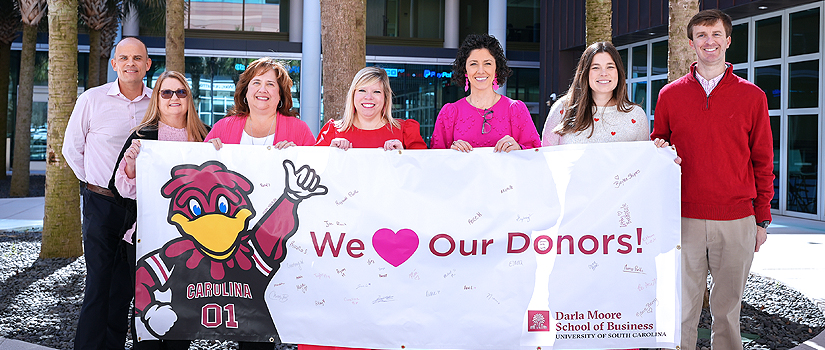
[585,0,612,45]
[166,0,184,73]
[320,0,365,122]
[668,0,698,82]
[43,0,82,258]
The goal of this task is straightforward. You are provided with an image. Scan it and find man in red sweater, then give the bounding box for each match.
[651,9,773,350]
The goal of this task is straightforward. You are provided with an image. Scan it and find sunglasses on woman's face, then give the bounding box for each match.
[160,89,188,99]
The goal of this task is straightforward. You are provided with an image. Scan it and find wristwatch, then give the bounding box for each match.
[756,220,770,229]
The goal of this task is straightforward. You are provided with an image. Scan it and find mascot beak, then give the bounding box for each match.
[170,209,253,260]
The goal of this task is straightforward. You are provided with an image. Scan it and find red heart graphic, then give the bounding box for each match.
[372,228,419,267]
[631,119,636,123]
[594,118,599,122]
[611,131,616,135]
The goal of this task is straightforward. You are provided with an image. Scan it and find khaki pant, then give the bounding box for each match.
[681,216,756,350]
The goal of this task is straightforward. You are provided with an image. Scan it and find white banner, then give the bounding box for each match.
[135,141,681,349]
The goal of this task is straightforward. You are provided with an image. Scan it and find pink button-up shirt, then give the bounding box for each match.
[62,81,152,187]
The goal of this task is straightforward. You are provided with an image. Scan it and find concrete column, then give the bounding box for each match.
[444,0,459,48]
[301,0,322,135]
[289,0,303,42]
[488,0,506,94]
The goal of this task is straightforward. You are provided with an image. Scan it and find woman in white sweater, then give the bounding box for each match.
[542,41,649,145]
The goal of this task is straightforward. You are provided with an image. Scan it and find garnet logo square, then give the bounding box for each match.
[527,310,550,332]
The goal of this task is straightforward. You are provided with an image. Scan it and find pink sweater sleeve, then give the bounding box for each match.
[430,103,457,149]
[114,157,136,199]
[508,99,542,149]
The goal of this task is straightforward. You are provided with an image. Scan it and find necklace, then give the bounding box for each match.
[249,114,277,145]
[467,93,499,110]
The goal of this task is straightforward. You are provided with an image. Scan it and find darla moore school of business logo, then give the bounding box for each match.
[528,310,550,332]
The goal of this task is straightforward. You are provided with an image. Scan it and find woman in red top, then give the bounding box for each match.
[315,66,427,150]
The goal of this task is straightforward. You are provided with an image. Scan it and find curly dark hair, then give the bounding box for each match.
[452,34,512,87]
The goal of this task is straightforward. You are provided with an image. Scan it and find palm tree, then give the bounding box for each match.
[79,0,116,88]
[10,0,46,197]
[320,0,366,122]
[42,0,82,258]
[166,0,184,72]
[585,0,612,45]
[668,0,698,82]
[98,7,118,85]
[0,0,21,181]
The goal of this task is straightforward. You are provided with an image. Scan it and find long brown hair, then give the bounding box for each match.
[136,70,209,142]
[227,57,297,118]
[555,41,635,137]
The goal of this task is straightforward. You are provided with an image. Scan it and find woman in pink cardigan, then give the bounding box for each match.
[431,34,541,152]
[207,57,315,149]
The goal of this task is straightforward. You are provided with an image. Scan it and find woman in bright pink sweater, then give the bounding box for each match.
[431,34,541,152]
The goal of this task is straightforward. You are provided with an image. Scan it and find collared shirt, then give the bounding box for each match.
[696,71,725,96]
[62,81,152,187]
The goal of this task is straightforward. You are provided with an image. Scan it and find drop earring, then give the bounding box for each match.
[465,76,469,92]
[492,76,500,91]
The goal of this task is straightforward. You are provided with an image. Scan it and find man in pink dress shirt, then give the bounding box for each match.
[62,37,152,350]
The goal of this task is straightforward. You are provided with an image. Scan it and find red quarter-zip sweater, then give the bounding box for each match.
[651,63,774,223]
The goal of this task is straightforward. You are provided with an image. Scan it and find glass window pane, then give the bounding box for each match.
[728,23,748,64]
[189,0,244,31]
[755,16,781,61]
[789,60,819,109]
[733,68,747,81]
[651,41,667,76]
[632,82,647,113]
[771,115,779,209]
[650,79,667,114]
[755,65,781,110]
[632,45,647,78]
[507,0,539,43]
[618,49,628,78]
[787,114,818,214]
[244,0,281,32]
[790,8,820,56]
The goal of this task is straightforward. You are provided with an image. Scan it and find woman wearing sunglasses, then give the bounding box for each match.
[108,70,209,350]
[206,57,314,150]
[315,66,427,150]
[430,34,541,152]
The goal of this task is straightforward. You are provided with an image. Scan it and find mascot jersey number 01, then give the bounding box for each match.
[134,159,327,342]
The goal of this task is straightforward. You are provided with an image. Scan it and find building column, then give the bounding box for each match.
[301,0,322,135]
[444,0,459,48]
[289,0,303,42]
[488,0,506,94]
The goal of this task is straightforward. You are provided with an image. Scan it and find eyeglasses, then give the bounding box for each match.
[481,110,493,134]
[160,89,188,99]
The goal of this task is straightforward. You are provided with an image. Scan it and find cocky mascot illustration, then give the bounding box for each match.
[134,159,327,341]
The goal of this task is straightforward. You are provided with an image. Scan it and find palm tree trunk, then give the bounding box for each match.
[585,0,612,45]
[320,0,366,122]
[166,0,185,73]
[87,28,100,88]
[10,24,37,197]
[43,0,82,258]
[0,40,10,180]
[668,0,698,82]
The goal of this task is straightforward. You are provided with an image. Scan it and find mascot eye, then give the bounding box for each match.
[217,196,229,214]
[188,198,203,217]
